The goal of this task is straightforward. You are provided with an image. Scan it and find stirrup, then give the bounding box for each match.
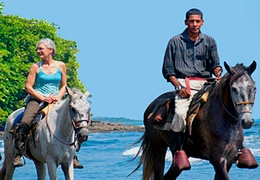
[173,150,191,171]
[236,148,258,169]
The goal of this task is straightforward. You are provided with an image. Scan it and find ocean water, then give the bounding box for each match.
[0,118,259,180]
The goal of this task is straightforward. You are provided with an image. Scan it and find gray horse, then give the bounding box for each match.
[0,87,91,180]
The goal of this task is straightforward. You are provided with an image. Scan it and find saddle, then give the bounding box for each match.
[9,103,54,161]
[9,103,53,135]
[149,82,214,135]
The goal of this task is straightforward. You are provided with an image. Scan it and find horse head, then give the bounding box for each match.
[66,86,91,143]
[224,61,257,129]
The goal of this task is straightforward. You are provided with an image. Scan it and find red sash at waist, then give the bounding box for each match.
[185,77,207,94]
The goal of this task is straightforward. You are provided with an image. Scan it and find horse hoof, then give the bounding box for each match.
[174,150,191,171]
[236,148,259,169]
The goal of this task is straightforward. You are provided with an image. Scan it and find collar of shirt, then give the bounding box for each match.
[181,28,204,44]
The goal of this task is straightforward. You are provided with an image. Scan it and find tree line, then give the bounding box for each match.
[0,3,87,123]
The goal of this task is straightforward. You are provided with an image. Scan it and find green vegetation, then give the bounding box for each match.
[0,3,86,123]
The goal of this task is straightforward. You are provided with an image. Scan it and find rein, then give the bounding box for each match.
[219,97,254,119]
[45,103,76,146]
[219,97,237,119]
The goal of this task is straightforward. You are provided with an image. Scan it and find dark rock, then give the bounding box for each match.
[88,120,144,133]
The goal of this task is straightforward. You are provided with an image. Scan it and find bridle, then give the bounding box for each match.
[219,74,255,119]
[45,100,91,146]
[70,110,91,130]
[219,97,254,119]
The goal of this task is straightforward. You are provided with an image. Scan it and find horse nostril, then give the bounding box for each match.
[241,118,254,129]
[241,119,245,126]
[78,134,88,143]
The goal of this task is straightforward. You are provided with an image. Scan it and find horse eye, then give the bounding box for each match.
[232,87,238,94]
[71,108,76,114]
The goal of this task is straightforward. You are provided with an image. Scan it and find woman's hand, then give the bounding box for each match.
[44,94,59,104]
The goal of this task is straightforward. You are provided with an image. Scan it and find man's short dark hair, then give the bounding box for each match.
[185,8,203,20]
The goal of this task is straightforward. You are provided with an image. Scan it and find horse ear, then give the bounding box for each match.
[84,90,90,98]
[66,86,73,98]
[247,60,257,75]
[224,61,235,75]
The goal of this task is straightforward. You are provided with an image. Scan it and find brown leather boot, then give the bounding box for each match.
[13,154,23,167]
[236,148,259,169]
[73,155,83,169]
[14,123,30,151]
[13,123,30,167]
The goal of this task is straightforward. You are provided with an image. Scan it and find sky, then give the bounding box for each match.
[1,0,260,120]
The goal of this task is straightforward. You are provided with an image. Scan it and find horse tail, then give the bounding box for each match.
[0,156,7,179]
[128,131,155,180]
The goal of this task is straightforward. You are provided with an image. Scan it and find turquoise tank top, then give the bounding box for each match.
[34,61,62,96]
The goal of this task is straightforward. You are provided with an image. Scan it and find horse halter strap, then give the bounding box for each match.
[69,102,91,130]
[71,113,91,130]
[235,101,254,113]
[236,101,254,106]
[219,97,254,119]
[219,88,255,119]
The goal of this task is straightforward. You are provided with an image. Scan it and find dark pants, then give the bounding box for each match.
[14,98,41,152]
[21,99,41,125]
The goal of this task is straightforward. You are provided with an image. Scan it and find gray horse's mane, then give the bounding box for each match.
[70,88,85,99]
[55,88,86,106]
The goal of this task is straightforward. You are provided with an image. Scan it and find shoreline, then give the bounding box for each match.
[0,120,145,138]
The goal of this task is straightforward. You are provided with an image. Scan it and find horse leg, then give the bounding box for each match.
[164,151,182,180]
[0,157,16,180]
[164,168,181,180]
[153,147,167,180]
[2,133,16,180]
[61,161,74,180]
[34,161,46,180]
[162,131,182,180]
[4,158,15,180]
[46,162,58,180]
[142,128,168,180]
[212,157,230,180]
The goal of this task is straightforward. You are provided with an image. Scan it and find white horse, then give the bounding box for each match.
[0,87,91,180]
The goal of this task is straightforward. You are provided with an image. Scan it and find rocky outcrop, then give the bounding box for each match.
[88,120,145,133]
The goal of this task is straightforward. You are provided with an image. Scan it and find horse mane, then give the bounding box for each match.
[55,88,86,106]
[213,63,248,96]
[70,88,85,99]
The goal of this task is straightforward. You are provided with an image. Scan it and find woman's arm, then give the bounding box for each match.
[25,63,46,101]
